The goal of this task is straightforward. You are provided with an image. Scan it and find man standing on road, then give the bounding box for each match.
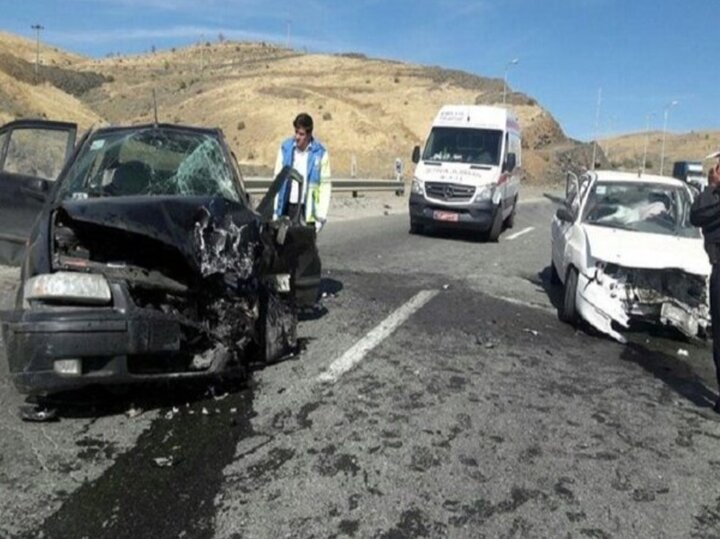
[273,113,332,232]
[690,162,720,412]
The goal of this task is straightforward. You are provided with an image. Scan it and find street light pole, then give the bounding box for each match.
[605,115,617,164]
[30,24,44,83]
[641,112,655,173]
[659,100,678,176]
[591,87,602,171]
[502,58,519,105]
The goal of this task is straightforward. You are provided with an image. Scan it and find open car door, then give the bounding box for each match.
[257,166,322,307]
[551,171,580,276]
[0,120,77,265]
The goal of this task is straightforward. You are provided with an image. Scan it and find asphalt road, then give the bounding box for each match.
[1,195,720,538]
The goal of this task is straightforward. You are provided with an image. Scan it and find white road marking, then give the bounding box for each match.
[506,226,534,240]
[317,289,439,383]
[489,294,555,314]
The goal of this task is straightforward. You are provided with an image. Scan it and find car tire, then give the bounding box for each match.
[257,290,298,364]
[560,266,579,324]
[504,196,518,229]
[550,258,562,285]
[409,221,424,235]
[486,204,503,242]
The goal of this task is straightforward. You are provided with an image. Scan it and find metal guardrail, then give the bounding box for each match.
[243,177,405,197]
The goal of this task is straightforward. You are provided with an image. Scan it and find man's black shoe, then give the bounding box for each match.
[713,398,720,414]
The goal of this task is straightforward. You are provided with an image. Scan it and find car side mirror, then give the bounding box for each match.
[411,145,420,164]
[503,153,516,173]
[556,206,574,223]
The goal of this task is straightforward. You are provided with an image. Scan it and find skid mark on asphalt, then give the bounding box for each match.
[317,289,439,383]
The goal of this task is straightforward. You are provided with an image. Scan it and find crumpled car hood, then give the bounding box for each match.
[58,195,258,276]
[583,224,711,276]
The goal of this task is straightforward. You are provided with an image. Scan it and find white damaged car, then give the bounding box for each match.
[551,170,710,342]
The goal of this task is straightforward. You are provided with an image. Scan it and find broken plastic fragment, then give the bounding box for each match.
[153,456,175,468]
[126,405,143,419]
[19,405,58,422]
[677,349,689,357]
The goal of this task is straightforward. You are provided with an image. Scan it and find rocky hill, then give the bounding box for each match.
[0,32,600,182]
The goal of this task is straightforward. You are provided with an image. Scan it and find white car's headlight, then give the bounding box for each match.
[411,178,424,195]
[24,272,112,305]
[474,184,495,202]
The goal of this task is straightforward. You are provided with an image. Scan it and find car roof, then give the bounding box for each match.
[590,170,687,187]
[90,123,222,137]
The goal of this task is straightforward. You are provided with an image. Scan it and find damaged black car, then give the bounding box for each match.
[0,121,320,395]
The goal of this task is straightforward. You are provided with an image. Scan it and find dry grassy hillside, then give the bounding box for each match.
[0,33,599,182]
[0,33,103,129]
[600,130,720,175]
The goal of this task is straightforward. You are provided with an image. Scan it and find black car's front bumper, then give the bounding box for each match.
[1,303,229,395]
[408,193,497,231]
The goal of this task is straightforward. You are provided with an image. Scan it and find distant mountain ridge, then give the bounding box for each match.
[0,31,602,182]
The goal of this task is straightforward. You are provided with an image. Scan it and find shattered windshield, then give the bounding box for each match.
[58,128,241,202]
[582,181,700,238]
[422,127,502,165]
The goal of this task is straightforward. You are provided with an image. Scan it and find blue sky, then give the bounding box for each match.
[4,0,717,140]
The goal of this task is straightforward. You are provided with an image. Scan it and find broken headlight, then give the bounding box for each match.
[593,260,620,286]
[473,184,495,202]
[24,272,112,305]
[411,178,425,195]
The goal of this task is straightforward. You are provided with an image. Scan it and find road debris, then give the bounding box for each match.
[475,334,498,349]
[677,349,689,357]
[19,405,58,423]
[523,328,539,337]
[152,456,176,468]
[126,405,143,419]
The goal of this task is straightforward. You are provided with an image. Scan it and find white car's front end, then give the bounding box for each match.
[553,171,710,342]
[573,225,710,342]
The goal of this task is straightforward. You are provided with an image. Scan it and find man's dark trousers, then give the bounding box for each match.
[710,265,720,392]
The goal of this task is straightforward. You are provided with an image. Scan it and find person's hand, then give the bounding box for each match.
[314,219,326,233]
[709,163,720,187]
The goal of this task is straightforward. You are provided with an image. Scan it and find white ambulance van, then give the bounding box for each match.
[409,105,522,241]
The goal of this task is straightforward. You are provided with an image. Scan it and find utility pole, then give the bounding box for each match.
[604,115,617,164]
[641,112,655,173]
[30,24,44,83]
[659,100,679,176]
[200,33,205,73]
[591,87,602,170]
[502,58,519,105]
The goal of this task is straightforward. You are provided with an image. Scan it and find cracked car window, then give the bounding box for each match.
[58,128,241,202]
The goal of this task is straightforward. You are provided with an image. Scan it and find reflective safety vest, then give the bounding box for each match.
[273,137,327,223]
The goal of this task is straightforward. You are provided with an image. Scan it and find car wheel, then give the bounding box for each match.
[409,221,424,235]
[560,266,579,324]
[504,196,518,229]
[257,290,298,364]
[486,204,503,242]
[550,257,562,285]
